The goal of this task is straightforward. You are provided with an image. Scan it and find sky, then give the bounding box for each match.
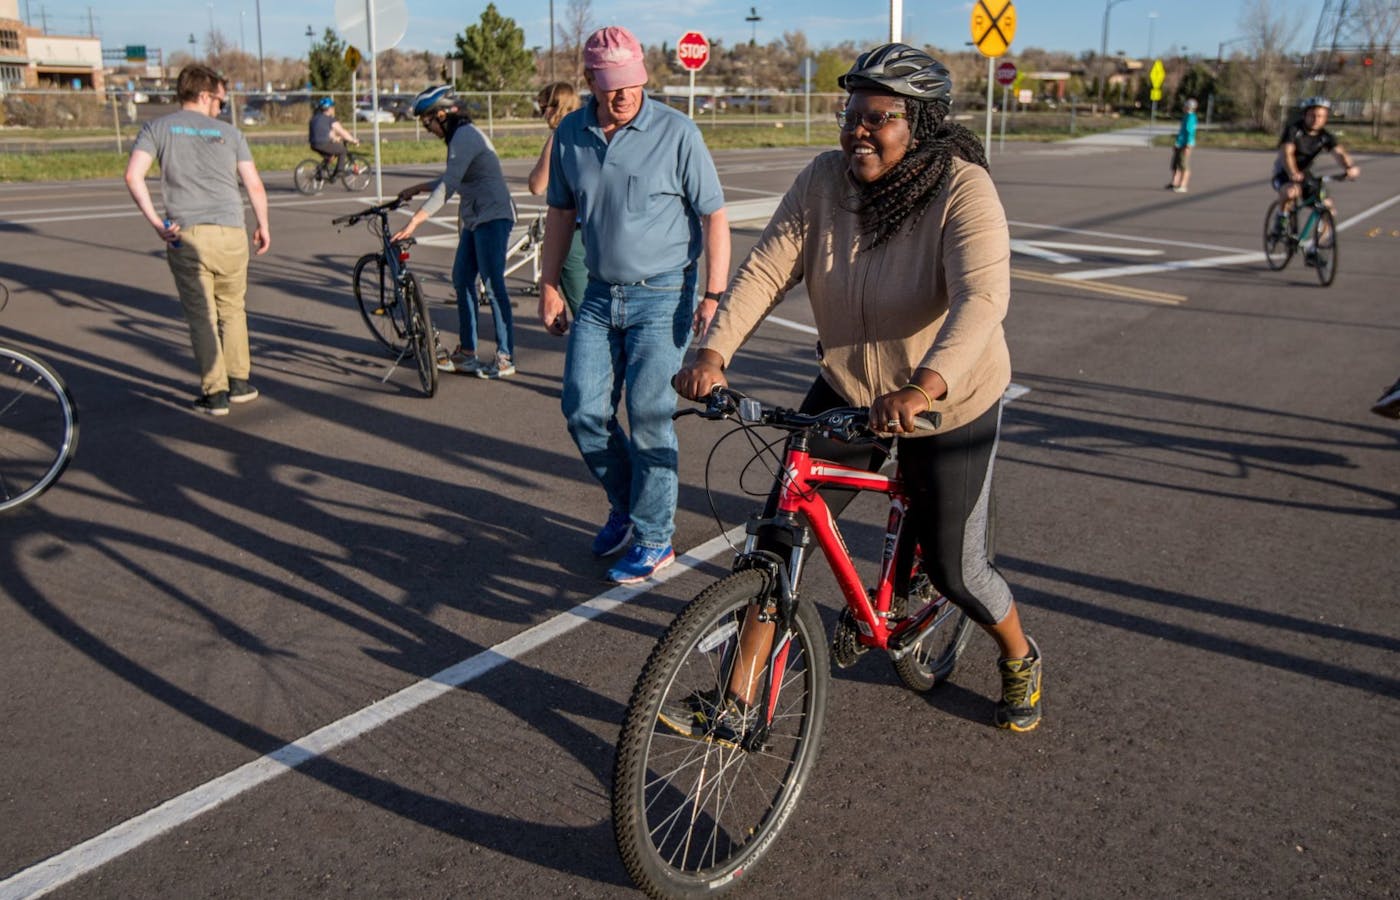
[42,1,1323,70]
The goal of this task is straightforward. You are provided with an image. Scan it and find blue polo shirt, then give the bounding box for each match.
[547,95,725,285]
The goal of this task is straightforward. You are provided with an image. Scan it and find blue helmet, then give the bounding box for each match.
[1300,96,1331,111]
[412,85,458,117]
[316,96,335,110]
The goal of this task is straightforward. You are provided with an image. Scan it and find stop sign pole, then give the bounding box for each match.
[676,31,709,118]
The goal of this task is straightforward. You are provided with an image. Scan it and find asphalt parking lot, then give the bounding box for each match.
[1,135,1397,898]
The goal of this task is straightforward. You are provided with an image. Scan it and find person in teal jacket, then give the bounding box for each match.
[1167,97,1198,193]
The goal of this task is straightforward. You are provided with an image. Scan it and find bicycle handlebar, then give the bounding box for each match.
[330,195,408,227]
[678,385,940,440]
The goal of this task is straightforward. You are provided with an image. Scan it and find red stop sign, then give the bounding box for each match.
[676,31,710,72]
[995,61,1017,86]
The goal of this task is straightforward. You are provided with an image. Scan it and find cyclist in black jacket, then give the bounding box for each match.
[1272,96,1359,215]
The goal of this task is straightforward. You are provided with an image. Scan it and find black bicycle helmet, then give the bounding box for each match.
[411,85,458,117]
[1299,95,1332,111]
[838,43,952,102]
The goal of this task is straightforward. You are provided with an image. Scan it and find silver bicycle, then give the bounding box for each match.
[0,283,80,512]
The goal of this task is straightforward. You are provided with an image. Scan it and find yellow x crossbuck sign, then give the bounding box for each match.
[971,0,1017,58]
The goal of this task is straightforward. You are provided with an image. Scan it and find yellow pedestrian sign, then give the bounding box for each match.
[1150,59,1165,88]
[345,45,362,70]
[970,0,1016,58]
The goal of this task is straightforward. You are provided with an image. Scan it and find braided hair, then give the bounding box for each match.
[851,97,988,249]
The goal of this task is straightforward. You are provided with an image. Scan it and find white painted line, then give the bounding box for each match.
[767,315,818,336]
[1010,219,1249,255]
[1010,239,1080,264]
[1020,240,1163,257]
[1335,191,1400,232]
[1060,251,1264,282]
[0,528,744,900]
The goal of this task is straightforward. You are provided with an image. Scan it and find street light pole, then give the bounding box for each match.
[1098,0,1132,110]
[1147,12,1157,61]
[549,0,555,83]
[254,0,265,91]
[305,25,314,91]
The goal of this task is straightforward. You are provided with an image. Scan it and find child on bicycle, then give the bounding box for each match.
[674,44,1043,732]
[308,97,359,180]
[1272,97,1359,214]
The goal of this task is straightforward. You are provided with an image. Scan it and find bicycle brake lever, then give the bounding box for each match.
[913,411,942,432]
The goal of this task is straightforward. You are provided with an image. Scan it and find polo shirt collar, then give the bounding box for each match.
[585,92,653,136]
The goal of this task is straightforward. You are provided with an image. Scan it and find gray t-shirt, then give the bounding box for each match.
[419,121,515,231]
[133,109,253,229]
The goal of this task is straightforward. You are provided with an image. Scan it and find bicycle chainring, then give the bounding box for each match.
[831,607,867,669]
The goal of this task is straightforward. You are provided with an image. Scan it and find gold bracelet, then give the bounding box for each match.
[902,382,934,411]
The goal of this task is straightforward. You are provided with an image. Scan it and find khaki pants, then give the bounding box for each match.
[166,224,251,395]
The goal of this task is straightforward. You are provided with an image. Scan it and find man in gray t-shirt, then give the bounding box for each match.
[124,64,271,417]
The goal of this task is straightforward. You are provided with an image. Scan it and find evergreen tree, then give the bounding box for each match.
[308,28,351,92]
[453,4,536,92]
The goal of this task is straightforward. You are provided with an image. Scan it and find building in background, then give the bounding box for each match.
[0,0,104,90]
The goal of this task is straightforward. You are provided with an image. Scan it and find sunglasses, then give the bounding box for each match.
[835,109,907,132]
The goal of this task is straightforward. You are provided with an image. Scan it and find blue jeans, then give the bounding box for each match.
[562,268,697,548]
[450,217,514,359]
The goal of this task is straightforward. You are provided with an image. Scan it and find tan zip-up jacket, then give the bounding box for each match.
[700,150,1011,433]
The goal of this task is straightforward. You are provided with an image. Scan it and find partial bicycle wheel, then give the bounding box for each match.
[293,159,325,196]
[891,574,974,692]
[341,153,371,192]
[1262,200,1293,270]
[0,346,79,513]
[404,273,438,397]
[1311,207,1337,287]
[613,569,829,898]
[352,252,406,354]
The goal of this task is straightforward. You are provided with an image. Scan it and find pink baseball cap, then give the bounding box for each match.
[584,26,648,91]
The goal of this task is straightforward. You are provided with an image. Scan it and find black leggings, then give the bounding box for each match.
[759,376,1014,626]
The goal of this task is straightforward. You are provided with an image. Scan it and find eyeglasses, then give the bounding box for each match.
[835,109,907,132]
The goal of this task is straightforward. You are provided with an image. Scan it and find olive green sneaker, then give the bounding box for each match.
[994,636,1043,732]
[656,688,749,749]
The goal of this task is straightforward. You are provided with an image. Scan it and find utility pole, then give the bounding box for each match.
[745,6,761,46]
[1098,0,1132,110]
[254,0,265,92]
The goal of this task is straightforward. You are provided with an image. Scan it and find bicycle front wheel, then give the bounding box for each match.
[352,252,406,355]
[341,153,371,192]
[293,159,325,196]
[613,570,829,898]
[1312,207,1337,286]
[1263,200,1293,270]
[405,273,438,397]
[0,346,79,513]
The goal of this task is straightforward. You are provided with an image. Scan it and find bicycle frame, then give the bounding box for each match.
[739,428,945,659]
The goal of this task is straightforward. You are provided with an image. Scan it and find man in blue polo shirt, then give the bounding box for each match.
[538,25,730,584]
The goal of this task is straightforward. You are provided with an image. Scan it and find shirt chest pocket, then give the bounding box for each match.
[626,172,673,214]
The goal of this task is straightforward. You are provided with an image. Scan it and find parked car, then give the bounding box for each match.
[354,102,395,123]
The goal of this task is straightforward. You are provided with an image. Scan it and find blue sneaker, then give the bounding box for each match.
[607,543,675,584]
[591,509,633,557]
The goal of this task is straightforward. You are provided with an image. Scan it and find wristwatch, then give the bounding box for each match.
[703,290,724,301]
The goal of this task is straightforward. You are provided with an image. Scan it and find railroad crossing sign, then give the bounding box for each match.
[995,60,1017,86]
[676,31,710,72]
[970,0,1016,58]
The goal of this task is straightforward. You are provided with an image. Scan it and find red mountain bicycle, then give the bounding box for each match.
[612,387,974,897]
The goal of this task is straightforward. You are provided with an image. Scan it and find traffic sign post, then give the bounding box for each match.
[676,31,709,119]
[995,60,1017,153]
[970,0,1017,157]
[1148,58,1165,138]
[335,0,410,199]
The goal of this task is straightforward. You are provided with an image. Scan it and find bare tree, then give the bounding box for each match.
[1235,0,1303,132]
[1355,0,1400,137]
[556,0,595,82]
